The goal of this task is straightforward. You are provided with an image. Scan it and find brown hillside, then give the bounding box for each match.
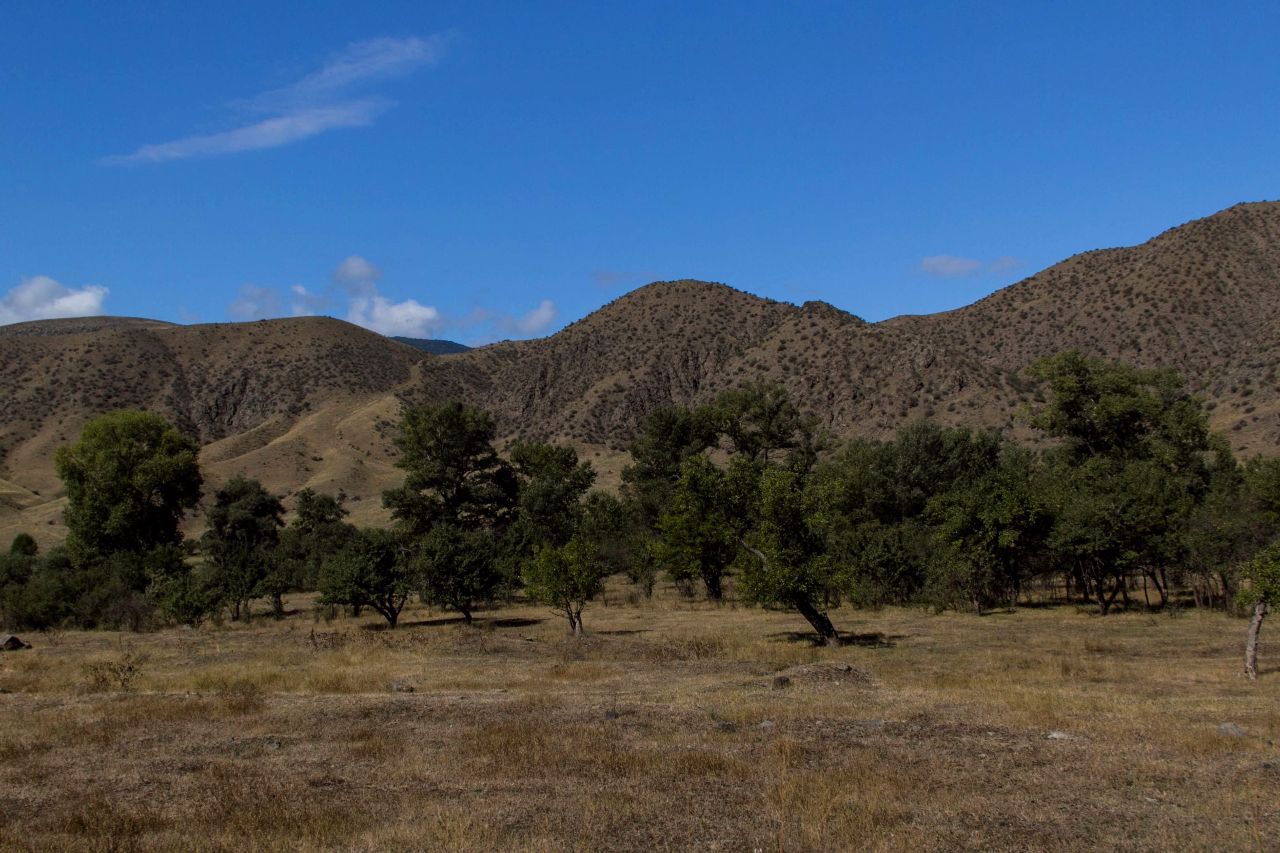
[2,201,1279,546]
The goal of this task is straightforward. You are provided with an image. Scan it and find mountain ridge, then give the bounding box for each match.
[3,201,1279,546]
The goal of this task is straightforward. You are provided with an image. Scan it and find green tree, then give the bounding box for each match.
[148,548,220,628]
[1184,444,1271,609]
[804,425,1002,609]
[1238,542,1280,679]
[652,455,746,599]
[739,467,843,644]
[508,442,596,550]
[1029,352,1214,612]
[621,406,717,526]
[382,402,517,535]
[276,489,356,592]
[926,447,1049,614]
[54,411,203,563]
[579,490,653,595]
[202,476,284,621]
[415,524,503,624]
[319,528,412,628]
[525,537,608,635]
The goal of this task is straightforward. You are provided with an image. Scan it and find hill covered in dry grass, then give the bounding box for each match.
[3,201,1278,544]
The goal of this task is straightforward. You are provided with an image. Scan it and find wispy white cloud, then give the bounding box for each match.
[245,36,447,114]
[228,284,282,320]
[919,255,983,277]
[0,276,109,325]
[106,35,450,164]
[505,299,556,336]
[107,103,386,165]
[289,284,332,316]
[919,254,1021,278]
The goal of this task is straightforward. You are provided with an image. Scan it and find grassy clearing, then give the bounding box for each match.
[0,588,1277,851]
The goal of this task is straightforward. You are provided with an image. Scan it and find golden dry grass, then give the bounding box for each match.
[1,587,1278,851]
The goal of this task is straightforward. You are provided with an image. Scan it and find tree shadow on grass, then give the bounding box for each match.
[591,628,651,637]
[766,630,900,648]
[372,615,548,631]
[487,617,544,629]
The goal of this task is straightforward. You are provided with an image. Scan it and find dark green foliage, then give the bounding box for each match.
[1029,351,1210,466]
[579,491,654,594]
[621,406,717,525]
[508,442,596,550]
[709,381,805,464]
[1030,352,1215,612]
[871,421,1003,522]
[652,455,748,599]
[202,476,284,621]
[54,411,202,563]
[1238,542,1280,610]
[146,543,218,627]
[11,411,205,630]
[9,533,38,556]
[415,524,502,624]
[319,528,411,628]
[383,402,517,535]
[738,467,841,643]
[804,423,1003,609]
[525,538,608,634]
[926,448,1050,613]
[277,489,357,592]
[706,381,829,472]
[0,547,71,630]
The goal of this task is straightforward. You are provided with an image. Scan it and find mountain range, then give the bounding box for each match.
[3,201,1278,546]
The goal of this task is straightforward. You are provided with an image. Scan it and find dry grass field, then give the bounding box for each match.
[1,586,1278,852]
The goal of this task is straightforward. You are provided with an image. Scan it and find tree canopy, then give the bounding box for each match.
[54,411,202,563]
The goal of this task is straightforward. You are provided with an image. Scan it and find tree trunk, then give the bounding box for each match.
[793,596,839,646]
[703,571,723,601]
[1245,600,1267,680]
[461,607,473,626]
[568,610,583,637]
[1097,577,1121,616]
[271,591,284,620]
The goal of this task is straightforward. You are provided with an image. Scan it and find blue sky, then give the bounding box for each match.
[2,2,1278,343]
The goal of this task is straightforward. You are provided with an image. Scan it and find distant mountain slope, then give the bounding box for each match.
[3,201,1279,547]
[391,336,472,355]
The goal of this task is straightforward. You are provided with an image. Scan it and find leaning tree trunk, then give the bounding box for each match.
[1245,600,1267,680]
[703,570,723,601]
[793,597,839,646]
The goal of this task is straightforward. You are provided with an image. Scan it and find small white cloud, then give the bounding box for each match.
[331,255,382,296]
[289,284,332,316]
[988,256,1021,273]
[920,255,983,277]
[228,284,282,321]
[105,34,450,164]
[0,276,109,325]
[508,299,556,336]
[347,295,442,337]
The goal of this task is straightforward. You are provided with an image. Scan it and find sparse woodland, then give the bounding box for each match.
[3,350,1279,677]
[2,352,1280,850]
